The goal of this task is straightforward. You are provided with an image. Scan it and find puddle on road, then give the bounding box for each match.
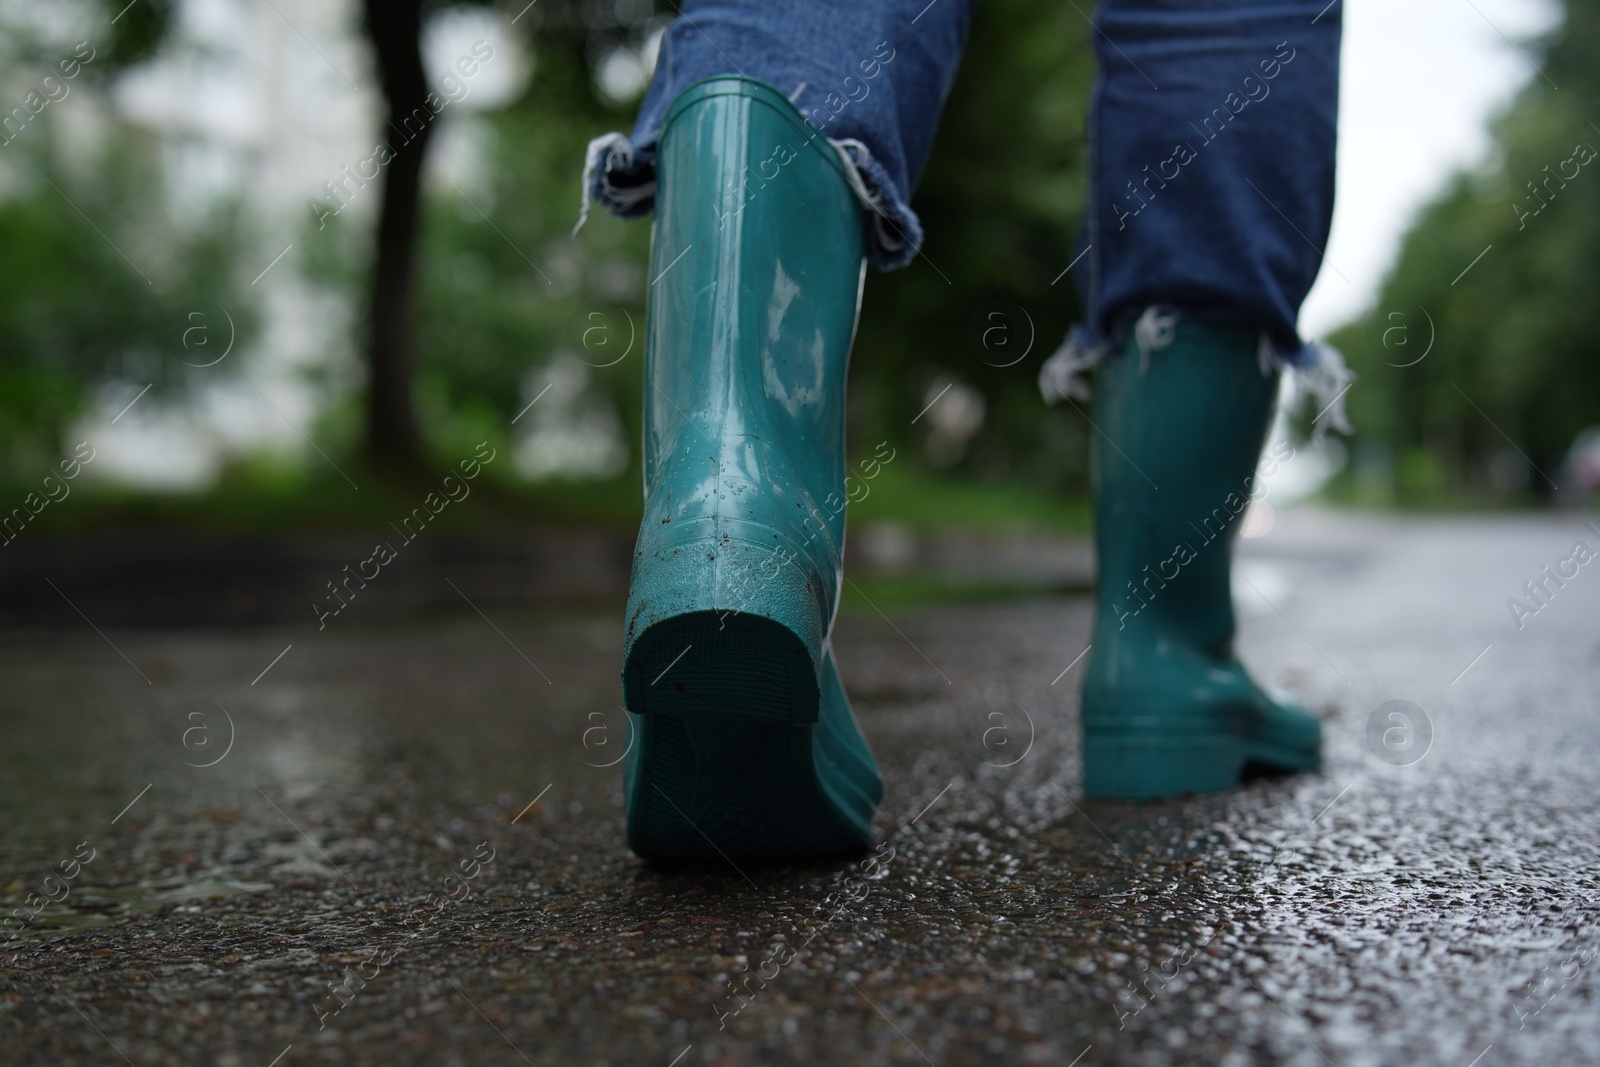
[5,875,273,938]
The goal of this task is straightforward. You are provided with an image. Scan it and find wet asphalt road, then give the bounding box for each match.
[2,510,1598,1066]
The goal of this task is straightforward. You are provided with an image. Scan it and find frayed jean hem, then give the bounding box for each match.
[574,127,922,270]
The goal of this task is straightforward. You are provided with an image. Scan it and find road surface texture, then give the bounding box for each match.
[2,509,1597,1066]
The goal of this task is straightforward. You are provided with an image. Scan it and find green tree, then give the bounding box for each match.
[854,0,1096,491]
[0,0,254,474]
[1328,0,1600,501]
[404,0,657,478]
[356,0,659,473]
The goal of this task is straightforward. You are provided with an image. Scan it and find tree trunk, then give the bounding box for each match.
[362,0,431,471]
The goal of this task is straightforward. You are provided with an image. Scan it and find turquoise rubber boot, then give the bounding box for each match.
[620,78,883,862]
[1081,321,1322,799]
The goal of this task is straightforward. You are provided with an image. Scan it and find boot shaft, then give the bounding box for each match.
[644,78,866,558]
[1089,320,1281,661]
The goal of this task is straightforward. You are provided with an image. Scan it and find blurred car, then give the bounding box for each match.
[1558,426,1600,506]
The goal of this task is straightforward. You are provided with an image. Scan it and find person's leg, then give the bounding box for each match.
[1082,0,1341,358]
[584,2,976,860]
[1052,0,1343,797]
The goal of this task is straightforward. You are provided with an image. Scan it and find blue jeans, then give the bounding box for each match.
[582,0,1341,363]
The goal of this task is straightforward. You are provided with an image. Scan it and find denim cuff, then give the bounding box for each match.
[1037,307,1354,441]
[574,128,923,270]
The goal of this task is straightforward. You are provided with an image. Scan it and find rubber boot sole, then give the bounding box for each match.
[1083,728,1320,800]
[623,610,875,862]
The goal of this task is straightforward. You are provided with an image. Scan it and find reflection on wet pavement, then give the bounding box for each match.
[2,511,1597,1065]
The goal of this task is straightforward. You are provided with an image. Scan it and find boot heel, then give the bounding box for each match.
[624,608,874,861]
[624,608,820,726]
[622,537,876,861]
[622,530,829,719]
[1082,733,1247,800]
